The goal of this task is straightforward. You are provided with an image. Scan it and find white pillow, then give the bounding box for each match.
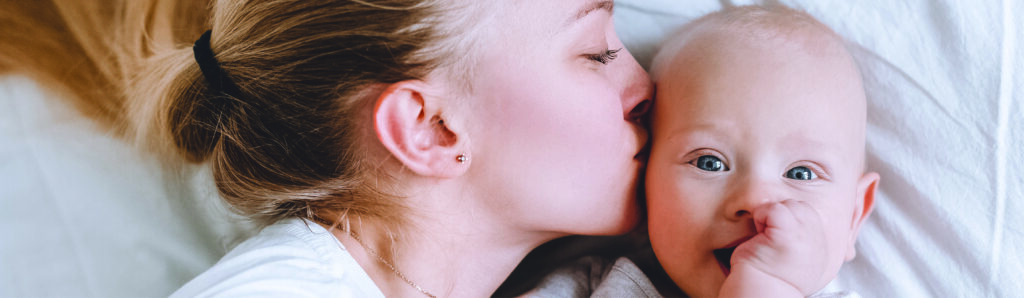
[0,76,254,297]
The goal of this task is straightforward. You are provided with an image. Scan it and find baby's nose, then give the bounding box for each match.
[724,178,785,221]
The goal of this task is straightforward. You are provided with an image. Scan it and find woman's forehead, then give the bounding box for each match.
[480,0,612,34]
[566,0,614,27]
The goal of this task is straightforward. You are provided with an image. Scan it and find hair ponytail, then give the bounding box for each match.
[0,0,209,134]
[3,0,481,229]
[123,45,219,162]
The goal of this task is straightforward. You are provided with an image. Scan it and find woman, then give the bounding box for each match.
[1,0,652,296]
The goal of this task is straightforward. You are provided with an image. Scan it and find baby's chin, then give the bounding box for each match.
[677,278,723,298]
[660,262,726,298]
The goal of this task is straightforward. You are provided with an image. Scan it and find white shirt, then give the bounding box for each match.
[172,218,384,297]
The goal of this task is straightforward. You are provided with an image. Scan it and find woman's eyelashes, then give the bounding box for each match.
[586,48,621,64]
[690,155,729,172]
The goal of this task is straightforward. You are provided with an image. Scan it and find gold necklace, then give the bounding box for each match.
[347,230,437,298]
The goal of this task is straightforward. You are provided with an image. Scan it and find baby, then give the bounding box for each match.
[644,5,880,297]
[515,5,880,298]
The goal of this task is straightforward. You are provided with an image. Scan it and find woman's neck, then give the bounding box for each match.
[328,188,556,297]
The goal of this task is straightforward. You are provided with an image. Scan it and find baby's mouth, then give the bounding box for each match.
[712,236,752,276]
[713,246,736,276]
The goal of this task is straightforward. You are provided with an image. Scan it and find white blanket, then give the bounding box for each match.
[1,0,1021,296]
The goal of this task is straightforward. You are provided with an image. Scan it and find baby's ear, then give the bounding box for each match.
[846,172,879,261]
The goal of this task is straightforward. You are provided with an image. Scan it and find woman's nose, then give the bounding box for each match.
[615,48,653,123]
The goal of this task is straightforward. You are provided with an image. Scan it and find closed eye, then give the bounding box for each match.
[586,48,621,64]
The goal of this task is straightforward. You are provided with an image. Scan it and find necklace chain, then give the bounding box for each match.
[347,231,437,298]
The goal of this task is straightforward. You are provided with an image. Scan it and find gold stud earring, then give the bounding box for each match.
[456,154,468,163]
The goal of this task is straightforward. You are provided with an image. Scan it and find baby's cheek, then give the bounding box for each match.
[646,183,677,225]
[647,209,690,271]
[646,178,682,221]
[646,195,680,235]
[646,185,697,251]
[810,186,861,275]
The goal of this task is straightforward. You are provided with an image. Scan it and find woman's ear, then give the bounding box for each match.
[373,80,469,178]
[846,171,879,261]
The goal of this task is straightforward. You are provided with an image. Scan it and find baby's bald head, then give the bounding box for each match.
[650,5,868,170]
[651,5,854,82]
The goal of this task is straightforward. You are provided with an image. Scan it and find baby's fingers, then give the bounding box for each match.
[752,200,817,232]
[778,199,820,226]
[753,201,794,233]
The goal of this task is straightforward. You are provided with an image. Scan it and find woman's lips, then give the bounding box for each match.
[633,138,650,161]
[712,235,754,276]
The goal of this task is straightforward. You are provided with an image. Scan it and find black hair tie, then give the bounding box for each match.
[193,30,242,100]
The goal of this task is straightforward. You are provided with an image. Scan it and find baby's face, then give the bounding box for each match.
[645,32,875,297]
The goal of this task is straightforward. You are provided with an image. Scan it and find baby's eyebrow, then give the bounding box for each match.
[662,125,728,147]
[670,122,735,138]
[779,133,834,151]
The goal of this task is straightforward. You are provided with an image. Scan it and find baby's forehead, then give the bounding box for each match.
[651,6,866,118]
[651,5,849,81]
[652,36,867,143]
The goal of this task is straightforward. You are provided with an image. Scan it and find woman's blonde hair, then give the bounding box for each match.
[0,0,479,229]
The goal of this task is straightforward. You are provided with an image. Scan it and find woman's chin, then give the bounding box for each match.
[586,195,640,236]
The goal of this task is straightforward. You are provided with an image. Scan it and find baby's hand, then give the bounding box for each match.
[726,200,829,296]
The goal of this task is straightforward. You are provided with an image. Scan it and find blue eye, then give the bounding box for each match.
[785,166,816,180]
[692,155,727,172]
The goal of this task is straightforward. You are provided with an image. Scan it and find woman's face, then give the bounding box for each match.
[463,0,652,235]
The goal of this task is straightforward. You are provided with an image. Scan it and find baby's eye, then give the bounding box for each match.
[784,166,816,180]
[691,155,728,172]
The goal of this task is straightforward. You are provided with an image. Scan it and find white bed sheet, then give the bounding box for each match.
[0,77,255,297]
[1,0,1021,296]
